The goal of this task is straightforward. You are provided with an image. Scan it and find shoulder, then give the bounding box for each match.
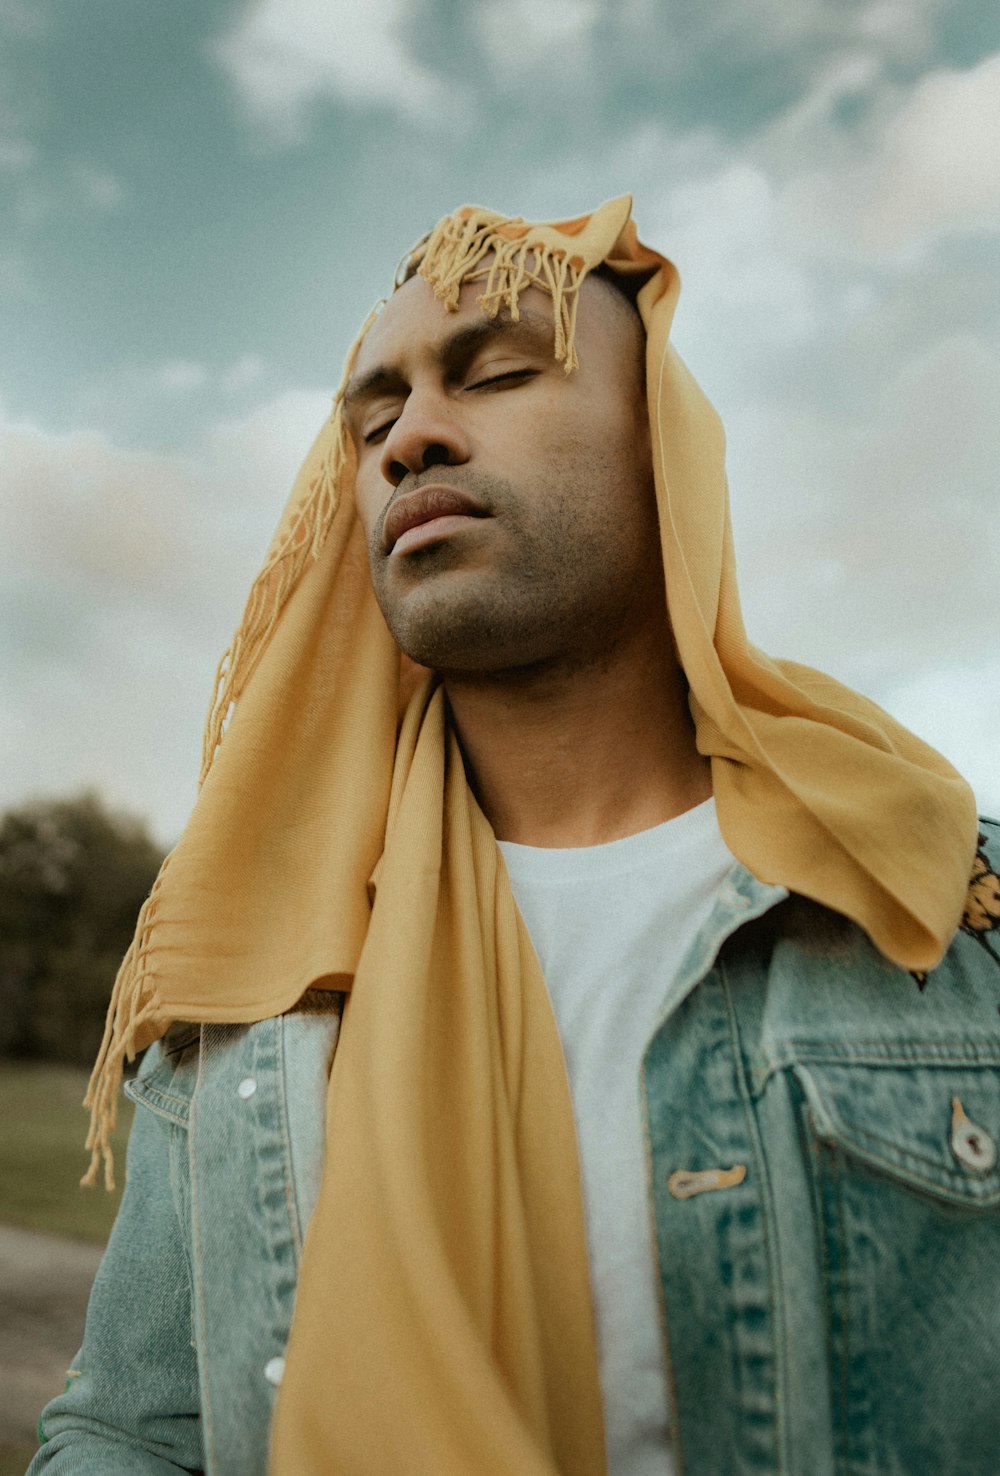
[745,824,1000,1041]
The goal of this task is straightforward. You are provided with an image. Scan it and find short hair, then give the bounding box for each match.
[589,261,652,320]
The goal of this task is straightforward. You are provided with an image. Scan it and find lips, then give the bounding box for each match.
[381,484,489,554]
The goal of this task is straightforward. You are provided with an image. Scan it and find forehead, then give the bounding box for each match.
[349,267,635,382]
[351,273,548,376]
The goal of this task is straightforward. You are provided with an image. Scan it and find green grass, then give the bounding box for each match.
[0,1062,134,1244]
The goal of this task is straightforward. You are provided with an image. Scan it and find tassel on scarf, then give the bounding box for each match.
[407,208,587,373]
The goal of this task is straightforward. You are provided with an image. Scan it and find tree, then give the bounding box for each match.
[0,792,165,1064]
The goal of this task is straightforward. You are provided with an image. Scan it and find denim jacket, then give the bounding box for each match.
[30,820,1000,1475]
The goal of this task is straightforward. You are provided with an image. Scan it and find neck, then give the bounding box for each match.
[443,623,712,848]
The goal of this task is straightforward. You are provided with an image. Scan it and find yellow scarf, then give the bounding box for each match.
[85,196,977,1475]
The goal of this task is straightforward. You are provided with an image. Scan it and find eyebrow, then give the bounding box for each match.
[342,308,554,410]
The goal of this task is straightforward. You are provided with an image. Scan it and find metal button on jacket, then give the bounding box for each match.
[264,1355,286,1387]
[237,1077,258,1100]
[950,1097,997,1173]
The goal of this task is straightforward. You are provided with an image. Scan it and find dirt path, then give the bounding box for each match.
[0,1224,103,1447]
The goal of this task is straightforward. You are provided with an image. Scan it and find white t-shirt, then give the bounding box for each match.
[497,797,736,1476]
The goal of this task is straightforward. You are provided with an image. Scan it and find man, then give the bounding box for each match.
[30,197,1000,1475]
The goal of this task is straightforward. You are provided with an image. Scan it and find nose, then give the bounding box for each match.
[379,388,470,488]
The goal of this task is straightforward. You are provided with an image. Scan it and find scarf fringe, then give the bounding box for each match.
[201,302,382,785]
[412,208,586,373]
[199,422,344,782]
[81,861,170,1190]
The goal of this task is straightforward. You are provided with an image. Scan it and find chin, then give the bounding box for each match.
[378,583,511,672]
[388,617,547,677]
[377,569,593,677]
[396,631,519,675]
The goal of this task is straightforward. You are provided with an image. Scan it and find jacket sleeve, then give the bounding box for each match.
[26,1045,204,1475]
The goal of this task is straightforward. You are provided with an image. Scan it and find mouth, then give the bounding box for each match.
[382,484,490,555]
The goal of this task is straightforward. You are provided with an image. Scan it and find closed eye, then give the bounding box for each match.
[465,368,537,391]
[363,419,396,444]
[362,369,536,443]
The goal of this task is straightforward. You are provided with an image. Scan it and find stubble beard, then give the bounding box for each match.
[368,461,664,683]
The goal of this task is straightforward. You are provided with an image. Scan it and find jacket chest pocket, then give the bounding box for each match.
[794,1058,1000,1475]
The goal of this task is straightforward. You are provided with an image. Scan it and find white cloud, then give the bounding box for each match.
[0,248,30,297]
[0,137,35,170]
[607,0,944,99]
[882,664,1000,820]
[1,159,127,237]
[715,333,999,825]
[776,53,1000,256]
[204,387,332,512]
[0,0,52,39]
[0,423,199,606]
[646,161,822,358]
[856,0,941,61]
[763,49,884,169]
[72,161,127,212]
[726,331,1000,708]
[209,0,448,141]
[72,354,276,444]
[221,352,267,395]
[603,76,1000,811]
[154,360,209,394]
[0,388,331,842]
[862,52,1000,246]
[474,0,598,75]
[597,47,1000,430]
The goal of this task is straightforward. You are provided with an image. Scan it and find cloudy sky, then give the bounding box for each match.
[2,0,998,844]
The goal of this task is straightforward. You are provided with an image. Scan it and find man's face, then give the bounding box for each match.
[346,267,664,677]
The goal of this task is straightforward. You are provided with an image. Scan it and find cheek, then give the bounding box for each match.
[353,465,384,541]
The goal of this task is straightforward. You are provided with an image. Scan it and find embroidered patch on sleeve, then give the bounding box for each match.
[911,830,1000,990]
[963,831,1000,967]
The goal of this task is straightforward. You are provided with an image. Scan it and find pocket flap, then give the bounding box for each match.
[124,1023,199,1127]
[795,1060,1000,1207]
